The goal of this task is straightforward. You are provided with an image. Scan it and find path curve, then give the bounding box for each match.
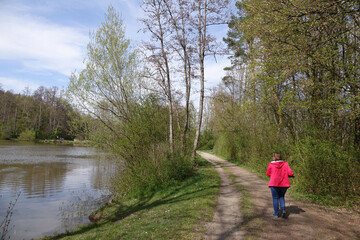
[199,152,360,240]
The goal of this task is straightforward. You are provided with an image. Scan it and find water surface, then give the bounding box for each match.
[0,141,114,240]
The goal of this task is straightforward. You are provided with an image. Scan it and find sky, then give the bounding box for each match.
[0,0,231,96]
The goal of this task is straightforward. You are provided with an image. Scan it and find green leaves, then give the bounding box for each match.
[208,0,360,207]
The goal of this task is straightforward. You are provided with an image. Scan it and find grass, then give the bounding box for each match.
[286,190,360,212]
[40,155,220,240]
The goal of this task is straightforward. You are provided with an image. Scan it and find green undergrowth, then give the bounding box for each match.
[41,155,220,240]
[286,190,360,212]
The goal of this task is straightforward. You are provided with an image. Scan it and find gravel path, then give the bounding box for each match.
[199,152,360,240]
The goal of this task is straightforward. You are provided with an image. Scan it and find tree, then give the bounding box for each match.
[208,0,360,202]
[191,0,231,158]
[68,6,139,159]
[140,0,231,158]
[162,0,196,151]
[140,0,175,153]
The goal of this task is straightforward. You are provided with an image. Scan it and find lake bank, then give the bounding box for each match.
[40,156,220,240]
[5,138,94,147]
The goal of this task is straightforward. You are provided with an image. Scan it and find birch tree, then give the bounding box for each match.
[140,0,175,152]
[191,0,231,158]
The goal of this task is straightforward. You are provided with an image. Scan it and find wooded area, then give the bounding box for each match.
[0,86,79,140]
[2,0,359,205]
[208,0,360,205]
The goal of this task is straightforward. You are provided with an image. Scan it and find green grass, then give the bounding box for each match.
[40,155,220,240]
[286,189,360,212]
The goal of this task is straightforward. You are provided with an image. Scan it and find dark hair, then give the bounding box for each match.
[273,152,282,160]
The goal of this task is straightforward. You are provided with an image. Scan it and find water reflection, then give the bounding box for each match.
[0,141,114,240]
[0,163,68,199]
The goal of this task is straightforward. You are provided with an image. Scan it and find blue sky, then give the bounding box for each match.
[0,0,230,95]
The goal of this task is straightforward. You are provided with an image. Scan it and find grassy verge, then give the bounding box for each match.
[40,155,220,240]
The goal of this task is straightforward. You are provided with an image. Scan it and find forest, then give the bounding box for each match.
[0,86,81,140]
[1,0,359,205]
[208,0,360,205]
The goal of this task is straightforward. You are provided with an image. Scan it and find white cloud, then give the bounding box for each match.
[0,77,40,93]
[0,10,88,76]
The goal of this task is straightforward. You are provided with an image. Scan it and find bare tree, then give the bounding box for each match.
[162,0,197,151]
[191,0,231,159]
[140,0,175,152]
[140,0,231,157]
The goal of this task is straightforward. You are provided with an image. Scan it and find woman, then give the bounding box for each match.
[266,152,294,218]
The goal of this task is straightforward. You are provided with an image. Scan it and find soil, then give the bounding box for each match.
[199,152,360,240]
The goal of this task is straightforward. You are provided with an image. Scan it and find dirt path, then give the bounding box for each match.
[199,152,360,240]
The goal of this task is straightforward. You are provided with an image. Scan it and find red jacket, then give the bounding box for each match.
[266,161,293,187]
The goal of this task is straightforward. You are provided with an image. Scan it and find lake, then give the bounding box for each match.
[0,141,115,240]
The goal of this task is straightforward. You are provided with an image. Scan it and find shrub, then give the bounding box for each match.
[18,129,35,141]
[213,132,240,161]
[198,130,215,150]
[111,147,194,198]
[0,125,12,140]
[291,137,360,200]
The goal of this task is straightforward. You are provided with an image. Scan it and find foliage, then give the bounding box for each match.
[197,130,215,150]
[0,87,77,140]
[18,129,36,141]
[67,6,197,198]
[112,148,194,198]
[109,95,194,197]
[291,137,360,199]
[68,5,140,158]
[139,0,232,158]
[208,0,360,207]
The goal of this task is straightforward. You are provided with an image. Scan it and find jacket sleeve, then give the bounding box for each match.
[287,163,294,176]
[266,163,272,177]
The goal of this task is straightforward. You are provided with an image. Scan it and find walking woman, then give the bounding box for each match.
[267,152,294,218]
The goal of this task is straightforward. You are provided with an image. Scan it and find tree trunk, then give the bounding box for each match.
[192,0,207,159]
[13,106,18,135]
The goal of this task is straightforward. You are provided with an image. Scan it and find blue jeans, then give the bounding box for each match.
[270,187,288,216]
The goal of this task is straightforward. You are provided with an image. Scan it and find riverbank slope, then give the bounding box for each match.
[41,156,220,240]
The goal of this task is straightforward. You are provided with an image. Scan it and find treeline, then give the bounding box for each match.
[0,86,79,140]
[207,0,360,205]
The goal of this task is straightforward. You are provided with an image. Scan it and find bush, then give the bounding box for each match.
[111,146,194,198]
[291,137,360,200]
[198,130,215,150]
[165,151,193,181]
[0,125,12,140]
[18,129,35,141]
[213,127,360,206]
[213,132,240,161]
